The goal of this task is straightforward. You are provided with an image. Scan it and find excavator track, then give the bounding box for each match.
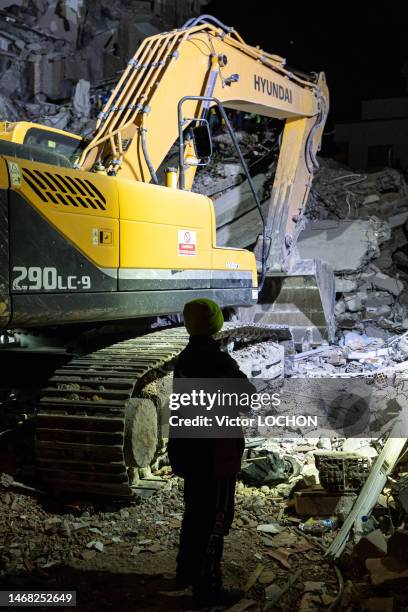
[35,323,289,499]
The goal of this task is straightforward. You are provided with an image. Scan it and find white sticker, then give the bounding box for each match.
[8,161,22,188]
[92,228,98,246]
[252,289,258,300]
[178,229,197,256]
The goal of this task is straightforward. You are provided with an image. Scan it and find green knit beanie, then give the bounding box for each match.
[183,298,224,337]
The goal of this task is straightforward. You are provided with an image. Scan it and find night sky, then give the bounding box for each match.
[205,3,407,126]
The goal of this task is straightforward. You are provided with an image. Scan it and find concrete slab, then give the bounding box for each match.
[214,173,265,245]
[298,219,391,273]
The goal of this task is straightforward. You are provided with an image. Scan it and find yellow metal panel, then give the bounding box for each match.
[45,210,119,268]
[0,122,81,144]
[212,247,257,287]
[117,177,257,283]
[8,157,119,217]
[0,158,9,189]
[5,157,119,268]
[118,179,213,269]
[207,193,257,285]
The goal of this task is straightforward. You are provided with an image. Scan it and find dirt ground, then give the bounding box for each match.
[0,471,343,612]
[2,427,408,612]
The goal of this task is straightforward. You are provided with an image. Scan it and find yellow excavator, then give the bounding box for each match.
[0,15,334,497]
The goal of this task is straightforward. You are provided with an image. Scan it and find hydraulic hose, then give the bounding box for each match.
[140,127,159,184]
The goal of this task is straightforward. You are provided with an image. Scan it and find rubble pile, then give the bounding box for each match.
[1,430,407,610]
[284,330,408,377]
[304,159,408,342]
[0,0,208,134]
[198,139,408,344]
[0,467,352,609]
[194,128,278,198]
[0,472,184,573]
[306,160,408,222]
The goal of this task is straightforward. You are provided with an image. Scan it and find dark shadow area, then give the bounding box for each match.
[0,566,194,612]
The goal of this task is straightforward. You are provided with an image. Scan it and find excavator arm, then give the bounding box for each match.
[79,15,329,275]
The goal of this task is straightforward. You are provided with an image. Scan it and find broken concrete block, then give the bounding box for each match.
[256,523,283,534]
[36,0,83,44]
[73,79,90,118]
[342,439,377,459]
[222,163,244,179]
[366,556,408,586]
[303,581,325,593]
[60,0,83,25]
[42,109,71,131]
[341,331,374,350]
[335,278,359,293]
[397,336,408,359]
[216,197,269,248]
[28,54,69,101]
[0,63,23,98]
[197,174,242,197]
[371,272,403,296]
[389,211,408,229]
[334,300,346,316]
[294,488,357,519]
[365,304,392,319]
[344,291,366,312]
[65,51,92,83]
[86,540,104,552]
[300,464,320,487]
[353,529,388,560]
[365,291,394,308]
[0,94,19,121]
[298,219,391,273]
[120,19,158,63]
[363,194,381,205]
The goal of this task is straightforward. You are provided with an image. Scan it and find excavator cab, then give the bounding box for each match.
[0,122,83,166]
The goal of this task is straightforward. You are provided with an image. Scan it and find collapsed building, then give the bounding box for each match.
[0,0,209,132]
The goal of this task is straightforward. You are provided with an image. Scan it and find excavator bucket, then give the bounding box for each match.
[239,258,336,349]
